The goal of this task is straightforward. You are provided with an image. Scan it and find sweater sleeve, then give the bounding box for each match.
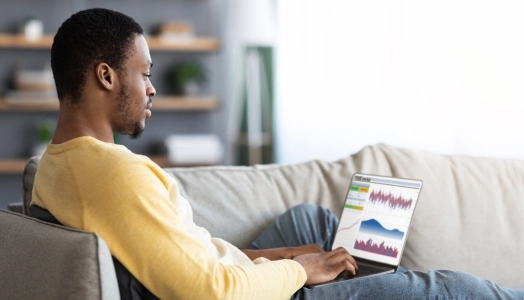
[80,159,307,299]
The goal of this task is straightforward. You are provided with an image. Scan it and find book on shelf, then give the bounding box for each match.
[165,134,224,165]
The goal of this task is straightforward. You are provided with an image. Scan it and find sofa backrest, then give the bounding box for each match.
[166,143,524,288]
[164,145,394,249]
[0,209,119,299]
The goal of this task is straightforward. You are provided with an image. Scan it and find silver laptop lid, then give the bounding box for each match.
[332,173,423,267]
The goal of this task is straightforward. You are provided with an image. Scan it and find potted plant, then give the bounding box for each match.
[170,61,206,96]
[32,119,53,156]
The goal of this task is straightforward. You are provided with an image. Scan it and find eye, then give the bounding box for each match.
[144,73,152,80]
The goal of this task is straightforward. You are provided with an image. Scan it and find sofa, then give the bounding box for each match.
[2,143,524,298]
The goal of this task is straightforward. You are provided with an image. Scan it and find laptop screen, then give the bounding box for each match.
[331,173,423,267]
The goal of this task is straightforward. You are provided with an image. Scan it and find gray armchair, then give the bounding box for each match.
[0,209,119,299]
[1,156,120,299]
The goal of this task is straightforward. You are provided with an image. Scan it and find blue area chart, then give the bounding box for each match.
[359,219,405,240]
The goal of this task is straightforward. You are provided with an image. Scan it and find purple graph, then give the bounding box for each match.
[354,238,399,258]
[368,189,413,210]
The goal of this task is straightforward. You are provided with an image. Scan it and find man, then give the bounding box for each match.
[32,8,524,299]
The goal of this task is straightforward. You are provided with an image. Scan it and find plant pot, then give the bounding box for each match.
[183,80,200,96]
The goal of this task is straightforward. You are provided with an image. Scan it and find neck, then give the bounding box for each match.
[51,101,115,144]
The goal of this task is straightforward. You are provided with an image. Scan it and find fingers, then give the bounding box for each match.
[343,258,357,275]
[330,247,358,275]
[293,249,358,286]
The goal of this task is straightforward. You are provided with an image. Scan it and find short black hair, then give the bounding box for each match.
[51,8,143,103]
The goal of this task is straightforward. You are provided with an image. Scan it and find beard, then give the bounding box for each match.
[129,123,144,140]
[117,81,144,140]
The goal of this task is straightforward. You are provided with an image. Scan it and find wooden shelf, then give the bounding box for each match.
[0,99,58,111]
[0,159,27,174]
[0,34,219,51]
[146,36,219,52]
[0,34,54,49]
[0,97,219,111]
[152,97,220,110]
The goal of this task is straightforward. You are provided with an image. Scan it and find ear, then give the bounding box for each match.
[95,63,116,91]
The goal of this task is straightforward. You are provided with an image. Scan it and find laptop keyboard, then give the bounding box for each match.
[306,263,394,288]
[338,264,392,279]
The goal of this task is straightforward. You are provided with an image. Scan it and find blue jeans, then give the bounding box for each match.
[249,204,524,300]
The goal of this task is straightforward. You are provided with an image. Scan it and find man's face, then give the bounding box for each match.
[115,35,155,139]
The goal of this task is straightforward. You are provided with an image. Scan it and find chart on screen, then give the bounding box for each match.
[333,175,421,265]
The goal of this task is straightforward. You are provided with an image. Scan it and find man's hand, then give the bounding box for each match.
[241,244,324,261]
[293,247,358,286]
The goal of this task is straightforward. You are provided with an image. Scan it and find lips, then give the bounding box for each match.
[145,100,152,118]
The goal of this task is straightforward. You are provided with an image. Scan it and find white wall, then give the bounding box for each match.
[221,0,277,164]
[276,1,524,164]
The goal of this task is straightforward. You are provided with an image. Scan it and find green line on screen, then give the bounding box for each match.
[345,204,364,210]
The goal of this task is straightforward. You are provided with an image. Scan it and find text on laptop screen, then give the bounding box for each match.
[332,174,422,266]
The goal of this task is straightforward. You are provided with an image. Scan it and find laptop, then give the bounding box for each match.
[311,173,423,287]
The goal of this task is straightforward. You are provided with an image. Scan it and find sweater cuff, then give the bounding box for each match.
[286,259,308,285]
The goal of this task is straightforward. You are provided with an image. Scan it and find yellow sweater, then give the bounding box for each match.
[32,136,306,299]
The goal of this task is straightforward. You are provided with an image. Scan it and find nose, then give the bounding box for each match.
[147,80,156,98]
